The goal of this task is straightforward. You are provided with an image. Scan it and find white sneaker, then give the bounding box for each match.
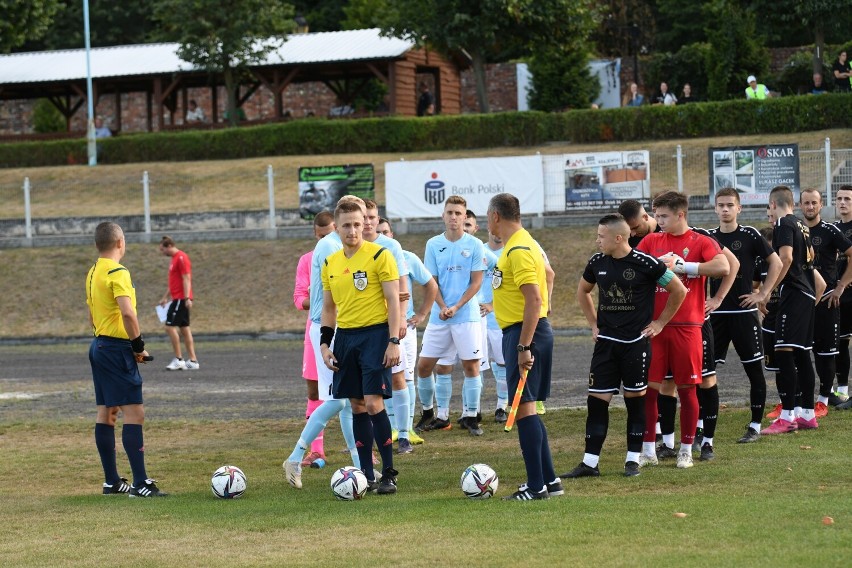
[638,451,658,467]
[166,358,186,371]
[676,450,694,469]
[283,460,302,489]
[184,360,199,370]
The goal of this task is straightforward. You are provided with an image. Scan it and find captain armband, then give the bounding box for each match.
[657,269,675,287]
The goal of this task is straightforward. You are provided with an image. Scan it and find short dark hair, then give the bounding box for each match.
[160,235,175,248]
[466,209,476,219]
[759,226,773,243]
[488,193,520,222]
[334,200,363,221]
[652,191,689,214]
[378,217,392,231]
[96,222,123,252]
[618,199,643,220]
[313,211,333,227]
[769,185,794,208]
[599,213,629,237]
[800,187,822,203]
[838,184,852,194]
[715,187,740,204]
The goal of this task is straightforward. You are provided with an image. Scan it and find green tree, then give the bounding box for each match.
[154,1,295,126]
[381,0,598,113]
[342,0,393,30]
[528,47,599,111]
[0,0,60,53]
[291,0,345,32]
[32,98,66,133]
[703,1,769,100]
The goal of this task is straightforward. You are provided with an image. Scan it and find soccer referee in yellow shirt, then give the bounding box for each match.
[487,194,562,500]
[320,200,402,495]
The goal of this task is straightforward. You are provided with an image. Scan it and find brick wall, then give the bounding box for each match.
[460,63,519,113]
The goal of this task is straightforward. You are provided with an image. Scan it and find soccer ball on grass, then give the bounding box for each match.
[330,466,368,500]
[211,465,247,499]
[460,463,499,499]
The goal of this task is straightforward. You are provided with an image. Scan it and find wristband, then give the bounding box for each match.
[131,335,145,353]
[684,262,700,277]
[320,326,335,348]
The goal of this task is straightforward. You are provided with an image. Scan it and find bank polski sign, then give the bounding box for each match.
[385,156,545,219]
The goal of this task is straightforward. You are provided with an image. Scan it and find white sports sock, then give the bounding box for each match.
[655,422,662,435]
[794,406,803,418]
[679,443,691,454]
[697,419,704,429]
[626,451,640,464]
[583,453,600,468]
[800,408,815,420]
[749,422,761,433]
[838,386,849,396]
[817,395,829,405]
[642,442,656,455]
[662,433,675,448]
[780,409,795,422]
[702,437,713,447]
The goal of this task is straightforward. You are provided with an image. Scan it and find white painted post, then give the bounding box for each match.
[23,177,32,240]
[676,144,684,193]
[142,171,151,239]
[825,137,832,206]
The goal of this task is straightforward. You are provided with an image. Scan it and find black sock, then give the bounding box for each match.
[794,349,816,408]
[658,394,677,437]
[698,385,719,439]
[836,338,850,387]
[775,350,796,410]
[743,360,766,424]
[369,409,394,474]
[121,424,148,486]
[95,423,120,484]
[538,418,557,482]
[517,415,544,493]
[624,395,645,454]
[584,396,609,458]
[352,411,375,481]
[814,354,836,398]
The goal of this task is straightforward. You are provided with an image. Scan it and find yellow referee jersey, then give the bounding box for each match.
[86,258,137,338]
[492,228,548,329]
[321,240,399,329]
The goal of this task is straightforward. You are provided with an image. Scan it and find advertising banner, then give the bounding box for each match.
[563,151,650,208]
[298,164,374,220]
[385,156,544,219]
[708,144,799,204]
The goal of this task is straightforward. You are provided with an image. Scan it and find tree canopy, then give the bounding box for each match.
[1,0,61,53]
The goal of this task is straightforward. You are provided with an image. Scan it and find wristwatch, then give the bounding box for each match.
[389,337,401,345]
[516,343,534,352]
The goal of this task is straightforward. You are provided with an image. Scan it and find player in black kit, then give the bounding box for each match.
[563,214,686,479]
[833,185,852,409]
[708,188,782,443]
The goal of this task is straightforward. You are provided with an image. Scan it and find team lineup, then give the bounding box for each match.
[85,185,852,499]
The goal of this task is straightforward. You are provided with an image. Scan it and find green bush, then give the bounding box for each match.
[32,99,66,133]
[0,94,850,168]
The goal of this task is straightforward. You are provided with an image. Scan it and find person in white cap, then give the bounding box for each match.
[745,75,770,100]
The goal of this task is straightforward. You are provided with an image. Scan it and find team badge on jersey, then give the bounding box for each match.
[492,269,503,289]
[623,268,635,281]
[353,270,367,291]
[461,249,471,258]
[682,247,690,258]
[731,240,742,250]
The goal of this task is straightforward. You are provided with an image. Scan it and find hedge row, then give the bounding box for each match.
[2,94,850,168]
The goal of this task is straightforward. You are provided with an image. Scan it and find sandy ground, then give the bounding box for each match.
[0,335,756,424]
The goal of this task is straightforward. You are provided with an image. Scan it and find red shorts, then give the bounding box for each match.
[648,325,702,385]
[302,318,318,381]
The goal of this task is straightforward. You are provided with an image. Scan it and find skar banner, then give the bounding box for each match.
[563,151,650,207]
[708,144,800,204]
[298,164,375,220]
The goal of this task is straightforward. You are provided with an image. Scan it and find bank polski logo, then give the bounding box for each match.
[425,172,445,205]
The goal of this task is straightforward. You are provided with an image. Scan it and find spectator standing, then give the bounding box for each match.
[416,82,435,116]
[745,75,770,100]
[678,83,699,104]
[832,51,852,92]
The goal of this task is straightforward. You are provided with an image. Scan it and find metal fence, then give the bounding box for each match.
[1,140,851,243]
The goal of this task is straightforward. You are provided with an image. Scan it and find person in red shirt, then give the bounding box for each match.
[158,236,198,370]
[635,191,730,469]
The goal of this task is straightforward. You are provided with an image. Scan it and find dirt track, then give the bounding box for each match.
[0,335,756,424]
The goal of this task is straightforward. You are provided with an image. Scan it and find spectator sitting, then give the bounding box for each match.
[622,82,644,107]
[185,99,205,122]
[678,83,700,104]
[811,73,827,95]
[745,75,770,100]
[94,117,112,138]
[653,82,677,106]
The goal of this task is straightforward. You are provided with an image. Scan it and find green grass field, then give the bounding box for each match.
[2,407,849,567]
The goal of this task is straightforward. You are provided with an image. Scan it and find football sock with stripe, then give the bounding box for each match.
[462,374,482,417]
[435,373,452,420]
[95,423,120,485]
[677,387,698,446]
[493,364,508,410]
[392,388,410,439]
[121,423,148,487]
[369,409,394,472]
[352,411,375,481]
[417,374,435,410]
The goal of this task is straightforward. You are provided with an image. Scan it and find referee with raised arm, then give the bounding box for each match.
[487,193,562,500]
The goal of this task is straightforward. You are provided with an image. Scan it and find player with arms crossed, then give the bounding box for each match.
[87,222,167,497]
[319,200,402,494]
[635,191,730,469]
[564,214,685,479]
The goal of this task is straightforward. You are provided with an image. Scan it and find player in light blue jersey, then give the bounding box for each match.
[378,218,438,447]
[480,224,509,422]
[414,196,486,436]
[362,200,414,454]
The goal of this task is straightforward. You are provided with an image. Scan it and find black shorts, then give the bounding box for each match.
[812,300,839,355]
[711,311,763,365]
[763,329,778,371]
[503,318,553,402]
[775,287,815,350]
[589,338,650,394]
[840,303,852,338]
[166,299,191,327]
[332,323,392,400]
[89,336,143,407]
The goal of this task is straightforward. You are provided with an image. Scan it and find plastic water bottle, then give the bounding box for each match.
[310,458,326,469]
